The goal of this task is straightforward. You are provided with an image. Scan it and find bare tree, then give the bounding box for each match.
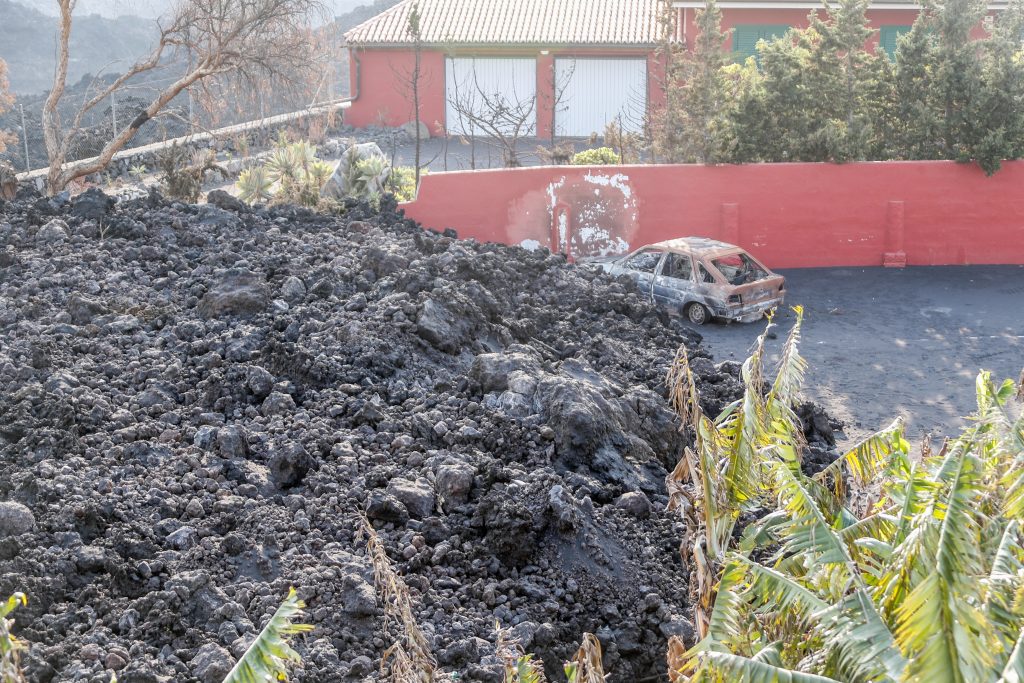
[546,57,576,143]
[0,59,14,156]
[447,57,575,167]
[42,0,323,194]
[387,2,427,187]
[446,60,536,167]
[407,2,423,188]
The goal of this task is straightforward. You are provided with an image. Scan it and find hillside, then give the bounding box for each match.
[0,0,158,95]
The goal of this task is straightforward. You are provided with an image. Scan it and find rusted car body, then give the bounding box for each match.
[586,238,786,324]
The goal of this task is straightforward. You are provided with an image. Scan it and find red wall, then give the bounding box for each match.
[346,46,663,136]
[399,161,1024,268]
[345,49,447,134]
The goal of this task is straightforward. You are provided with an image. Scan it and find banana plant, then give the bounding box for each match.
[666,307,819,639]
[222,588,312,683]
[1,592,27,683]
[670,320,1024,682]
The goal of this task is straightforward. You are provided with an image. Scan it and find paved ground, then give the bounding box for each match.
[388,136,601,171]
[696,266,1024,450]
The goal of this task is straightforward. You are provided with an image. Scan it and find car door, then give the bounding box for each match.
[693,259,724,310]
[613,248,664,301]
[653,252,696,313]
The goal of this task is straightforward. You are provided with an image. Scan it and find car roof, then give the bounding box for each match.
[645,237,741,257]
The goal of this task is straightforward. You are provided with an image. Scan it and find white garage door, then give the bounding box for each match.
[555,58,648,137]
[445,57,536,137]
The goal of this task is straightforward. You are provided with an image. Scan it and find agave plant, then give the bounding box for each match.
[1,592,27,683]
[235,133,336,209]
[237,166,273,204]
[668,311,1024,682]
[222,588,312,683]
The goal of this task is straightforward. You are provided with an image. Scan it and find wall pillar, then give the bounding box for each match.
[883,200,906,268]
[536,52,556,140]
[720,203,740,245]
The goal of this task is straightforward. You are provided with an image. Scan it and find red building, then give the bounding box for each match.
[343,0,1000,138]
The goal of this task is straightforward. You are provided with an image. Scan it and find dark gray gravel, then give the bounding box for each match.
[698,265,1024,447]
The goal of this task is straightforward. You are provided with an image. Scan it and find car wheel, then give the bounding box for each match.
[686,302,710,325]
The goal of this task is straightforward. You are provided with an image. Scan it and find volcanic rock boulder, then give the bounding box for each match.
[70,187,115,221]
[197,269,269,318]
[0,501,34,537]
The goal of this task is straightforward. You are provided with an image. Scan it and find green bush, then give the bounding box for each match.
[570,147,621,166]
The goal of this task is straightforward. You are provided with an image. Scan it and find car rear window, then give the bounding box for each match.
[622,250,662,273]
[711,252,769,285]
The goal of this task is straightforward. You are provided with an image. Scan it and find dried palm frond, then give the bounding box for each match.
[564,633,606,683]
[495,622,547,683]
[360,515,436,682]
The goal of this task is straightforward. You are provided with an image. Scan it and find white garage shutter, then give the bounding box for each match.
[445,57,536,137]
[555,58,647,137]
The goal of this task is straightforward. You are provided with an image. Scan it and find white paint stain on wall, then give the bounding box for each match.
[582,172,634,199]
[543,171,639,257]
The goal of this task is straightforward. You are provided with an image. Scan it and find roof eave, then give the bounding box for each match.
[346,41,662,50]
[671,0,1005,6]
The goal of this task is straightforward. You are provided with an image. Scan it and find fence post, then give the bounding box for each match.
[19,103,30,172]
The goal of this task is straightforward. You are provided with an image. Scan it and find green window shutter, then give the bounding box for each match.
[879,25,912,59]
[732,24,790,61]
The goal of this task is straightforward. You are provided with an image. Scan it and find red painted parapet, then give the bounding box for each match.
[399,161,1024,269]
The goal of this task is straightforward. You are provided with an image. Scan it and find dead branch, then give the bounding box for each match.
[42,0,325,194]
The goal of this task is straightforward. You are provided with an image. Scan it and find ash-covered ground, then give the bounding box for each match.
[0,188,823,682]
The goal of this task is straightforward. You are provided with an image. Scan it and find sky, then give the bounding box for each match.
[11,0,369,20]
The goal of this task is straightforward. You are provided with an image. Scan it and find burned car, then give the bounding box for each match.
[586,238,785,324]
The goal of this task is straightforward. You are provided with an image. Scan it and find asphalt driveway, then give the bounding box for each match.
[696,266,1024,449]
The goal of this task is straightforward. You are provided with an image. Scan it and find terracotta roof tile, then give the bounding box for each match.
[345,0,667,47]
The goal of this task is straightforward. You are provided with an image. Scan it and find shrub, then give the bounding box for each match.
[158,144,227,202]
[570,147,621,166]
[386,166,421,202]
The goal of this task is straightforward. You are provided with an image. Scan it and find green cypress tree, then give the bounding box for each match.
[891,15,944,158]
[930,0,988,159]
[729,0,890,162]
[654,0,733,163]
[972,0,1024,173]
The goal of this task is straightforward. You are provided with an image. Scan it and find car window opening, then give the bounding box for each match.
[623,250,662,274]
[663,254,693,281]
[698,263,716,284]
[711,253,770,285]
